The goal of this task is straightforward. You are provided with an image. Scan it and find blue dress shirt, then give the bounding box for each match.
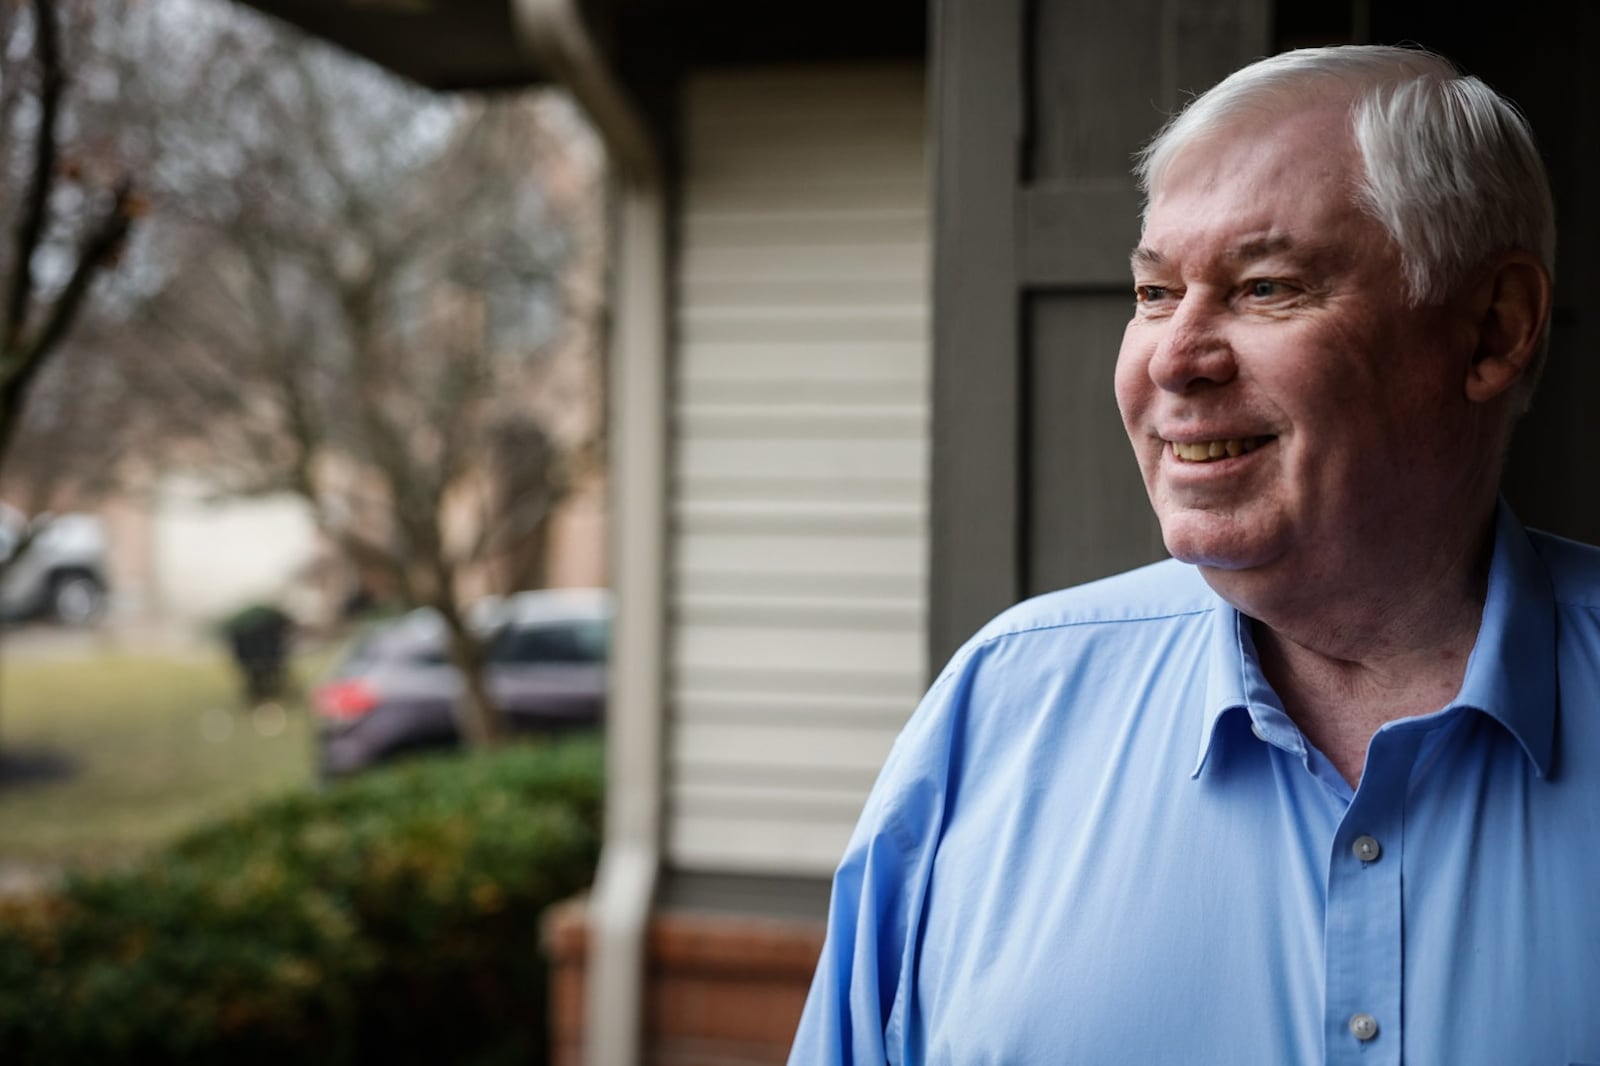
[790,506,1600,1064]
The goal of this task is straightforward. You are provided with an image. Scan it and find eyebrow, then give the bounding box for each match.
[1129,235,1307,273]
[1130,246,1167,272]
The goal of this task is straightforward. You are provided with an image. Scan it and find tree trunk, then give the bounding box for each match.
[0,0,135,766]
[436,600,502,748]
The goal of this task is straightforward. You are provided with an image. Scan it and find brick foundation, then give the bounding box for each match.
[545,899,826,1065]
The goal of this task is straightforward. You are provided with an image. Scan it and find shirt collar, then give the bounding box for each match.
[1191,501,1556,779]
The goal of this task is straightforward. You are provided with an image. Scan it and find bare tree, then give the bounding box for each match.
[113,2,602,746]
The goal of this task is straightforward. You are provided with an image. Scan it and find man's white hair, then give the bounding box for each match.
[1137,44,1555,310]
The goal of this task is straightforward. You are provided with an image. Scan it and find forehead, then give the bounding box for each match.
[1137,106,1388,268]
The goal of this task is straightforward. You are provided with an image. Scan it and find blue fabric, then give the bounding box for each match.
[789,506,1600,1064]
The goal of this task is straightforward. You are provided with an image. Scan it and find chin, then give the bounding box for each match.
[1168,544,1261,571]
[1156,512,1277,571]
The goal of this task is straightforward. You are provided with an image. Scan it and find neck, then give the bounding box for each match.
[1220,510,1497,787]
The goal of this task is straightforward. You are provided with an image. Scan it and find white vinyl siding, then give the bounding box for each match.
[667,65,930,876]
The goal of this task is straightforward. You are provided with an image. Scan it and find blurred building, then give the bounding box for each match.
[234,1,1600,1063]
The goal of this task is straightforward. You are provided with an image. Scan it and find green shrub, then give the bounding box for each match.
[0,735,603,1065]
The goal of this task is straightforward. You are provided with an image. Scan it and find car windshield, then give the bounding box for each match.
[488,619,607,665]
[405,646,451,666]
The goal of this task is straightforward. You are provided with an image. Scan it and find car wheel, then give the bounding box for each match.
[50,573,105,627]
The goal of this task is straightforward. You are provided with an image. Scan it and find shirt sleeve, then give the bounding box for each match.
[788,661,972,1065]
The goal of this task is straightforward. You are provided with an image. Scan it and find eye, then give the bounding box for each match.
[1134,284,1171,304]
[1246,279,1283,298]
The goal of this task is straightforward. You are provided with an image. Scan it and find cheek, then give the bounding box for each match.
[1113,336,1148,426]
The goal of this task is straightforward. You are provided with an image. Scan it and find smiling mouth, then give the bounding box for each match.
[1169,436,1273,462]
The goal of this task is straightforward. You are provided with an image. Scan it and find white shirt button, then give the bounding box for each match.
[1352,835,1382,862]
[1349,1013,1379,1041]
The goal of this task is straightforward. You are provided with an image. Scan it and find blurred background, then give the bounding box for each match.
[0,1,612,1061]
[0,0,607,866]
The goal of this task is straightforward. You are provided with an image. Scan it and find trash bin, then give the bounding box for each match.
[221,604,293,706]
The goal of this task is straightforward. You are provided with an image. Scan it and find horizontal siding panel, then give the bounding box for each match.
[671,720,901,774]
[676,597,922,631]
[674,500,922,536]
[680,178,927,214]
[672,782,867,822]
[687,95,925,123]
[687,120,924,153]
[669,817,853,877]
[686,116,924,147]
[686,105,924,141]
[684,209,927,248]
[675,517,921,539]
[686,105,927,142]
[680,306,926,332]
[682,277,927,309]
[675,533,925,577]
[671,760,885,793]
[680,313,925,347]
[686,103,922,132]
[684,139,916,166]
[678,380,925,409]
[675,570,922,599]
[680,338,926,365]
[687,148,926,188]
[683,242,925,281]
[674,665,922,700]
[677,476,925,504]
[674,623,920,674]
[675,690,912,728]
[680,341,926,382]
[688,132,928,166]
[678,302,928,328]
[676,437,925,480]
[675,407,924,443]
[671,762,882,801]
[687,125,924,159]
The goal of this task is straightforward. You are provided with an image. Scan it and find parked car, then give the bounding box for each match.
[0,503,109,626]
[313,588,609,777]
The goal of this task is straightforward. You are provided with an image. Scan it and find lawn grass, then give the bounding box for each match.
[0,641,328,869]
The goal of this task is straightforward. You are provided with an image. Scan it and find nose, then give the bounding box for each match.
[1144,294,1237,393]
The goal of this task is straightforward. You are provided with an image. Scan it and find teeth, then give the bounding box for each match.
[1171,438,1265,462]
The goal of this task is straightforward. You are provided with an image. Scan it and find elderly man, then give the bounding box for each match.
[789,45,1598,1064]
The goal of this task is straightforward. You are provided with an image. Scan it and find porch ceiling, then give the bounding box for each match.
[236,0,549,91]
[236,0,925,92]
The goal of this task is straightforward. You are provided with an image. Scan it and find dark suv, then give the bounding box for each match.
[313,588,608,776]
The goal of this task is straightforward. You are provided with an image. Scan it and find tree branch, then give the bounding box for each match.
[6,180,135,382]
[3,0,63,351]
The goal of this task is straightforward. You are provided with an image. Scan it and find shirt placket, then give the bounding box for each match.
[1322,728,1422,1066]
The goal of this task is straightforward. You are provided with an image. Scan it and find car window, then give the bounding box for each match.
[488,619,607,665]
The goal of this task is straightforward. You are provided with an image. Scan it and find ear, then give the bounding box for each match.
[1464,250,1553,405]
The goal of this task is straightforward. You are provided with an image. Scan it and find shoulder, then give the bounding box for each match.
[921,557,1217,700]
[966,557,1215,648]
[1528,528,1600,612]
[857,558,1216,857]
